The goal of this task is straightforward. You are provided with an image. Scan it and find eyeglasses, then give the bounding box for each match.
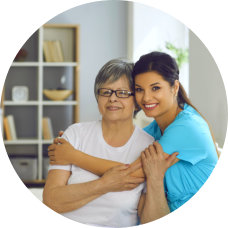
[98,88,134,98]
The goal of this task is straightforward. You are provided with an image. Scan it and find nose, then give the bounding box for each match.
[108,91,118,102]
[142,90,152,102]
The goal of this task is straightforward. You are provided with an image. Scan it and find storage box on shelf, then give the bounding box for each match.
[1,24,80,187]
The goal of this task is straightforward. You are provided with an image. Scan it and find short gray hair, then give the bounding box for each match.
[94,59,134,100]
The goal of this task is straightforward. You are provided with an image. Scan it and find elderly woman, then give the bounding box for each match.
[43,59,177,227]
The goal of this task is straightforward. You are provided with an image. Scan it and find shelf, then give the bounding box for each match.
[4,101,78,106]
[42,140,53,144]
[4,101,39,106]
[4,139,55,145]
[11,62,78,67]
[43,62,78,67]
[24,179,46,188]
[12,62,39,67]
[2,24,79,182]
[42,101,78,105]
[4,139,39,145]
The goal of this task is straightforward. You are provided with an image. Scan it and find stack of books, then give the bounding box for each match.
[43,40,64,62]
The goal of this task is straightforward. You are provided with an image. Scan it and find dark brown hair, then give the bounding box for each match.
[132,51,219,157]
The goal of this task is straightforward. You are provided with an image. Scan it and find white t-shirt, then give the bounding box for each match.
[49,121,154,227]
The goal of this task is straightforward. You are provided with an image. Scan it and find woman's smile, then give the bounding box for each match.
[143,103,159,111]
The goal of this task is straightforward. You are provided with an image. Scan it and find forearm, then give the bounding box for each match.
[43,178,107,213]
[71,149,144,178]
[140,179,170,223]
[72,149,122,175]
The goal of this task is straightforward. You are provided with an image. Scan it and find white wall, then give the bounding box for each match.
[130,2,189,125]
[48,1,129,122]
[130,2,189,94]
[189,30,227,147]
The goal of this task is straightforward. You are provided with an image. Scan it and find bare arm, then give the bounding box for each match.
[48,137,178,178]
[43,169,105,213]
[48,138,127,176]
[139,142,178,223]
[43,163,144,213]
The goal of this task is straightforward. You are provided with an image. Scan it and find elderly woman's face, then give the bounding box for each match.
[98,75,135,123]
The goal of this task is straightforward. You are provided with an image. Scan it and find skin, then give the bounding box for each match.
[134,71,182,133]
[97,76,136,147]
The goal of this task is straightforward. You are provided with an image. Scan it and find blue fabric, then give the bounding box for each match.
[144,104,218,211]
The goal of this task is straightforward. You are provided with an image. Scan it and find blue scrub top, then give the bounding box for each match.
[144,104,218,211]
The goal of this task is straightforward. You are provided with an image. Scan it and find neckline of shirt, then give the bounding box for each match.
[98,120,138,151]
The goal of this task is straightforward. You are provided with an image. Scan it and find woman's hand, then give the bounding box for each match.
[100,162,145,193]
[48,137,76,165]
[141,141,178,185]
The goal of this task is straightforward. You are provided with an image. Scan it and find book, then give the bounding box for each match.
[3,117,12,140]
[7,115,17,140]
[43,41,52,62]
[3,115,17,140]
[43,40,64,62]
[54,40,64,62]
[42,117,54,140]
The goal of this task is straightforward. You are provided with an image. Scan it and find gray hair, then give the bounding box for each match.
[94,59,134,100]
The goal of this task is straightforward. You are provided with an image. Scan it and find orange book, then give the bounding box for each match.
[3,117,12,140]
[42,117,54,140]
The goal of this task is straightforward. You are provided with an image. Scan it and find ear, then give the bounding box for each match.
[173,80,180,96]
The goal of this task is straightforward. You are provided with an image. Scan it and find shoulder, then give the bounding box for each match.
[135,125,155,143]
[65,121,100,135]
[63,121,100,144]
[143,120,157,133]
[167,105,209,137]
[143,120,161,140]
[160,105,215,164]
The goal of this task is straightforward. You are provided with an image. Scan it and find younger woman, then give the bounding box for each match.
[132,51,218,221]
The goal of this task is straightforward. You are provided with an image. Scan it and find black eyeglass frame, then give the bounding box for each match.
[97,88,134,98]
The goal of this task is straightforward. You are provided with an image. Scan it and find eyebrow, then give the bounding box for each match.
[102,87,130,90]
[135,82,160,87]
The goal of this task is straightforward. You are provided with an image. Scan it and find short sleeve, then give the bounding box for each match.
[143,121,161,140]
[48,123,80,171]
[159,117,212,165]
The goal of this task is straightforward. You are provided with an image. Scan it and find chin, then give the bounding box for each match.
[145,111,162,120]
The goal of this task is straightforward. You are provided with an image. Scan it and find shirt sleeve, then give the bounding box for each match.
[159,117,212,165]
[48,124,80,171]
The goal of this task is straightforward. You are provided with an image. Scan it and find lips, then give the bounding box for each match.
[107,106,121,111]
[143,103,158,110]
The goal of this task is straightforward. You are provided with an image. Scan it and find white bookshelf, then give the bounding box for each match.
[2,24,80,185]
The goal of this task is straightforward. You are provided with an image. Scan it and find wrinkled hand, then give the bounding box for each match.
[48,137,75,165]
[141,141,178,184]
[100,162,145,193]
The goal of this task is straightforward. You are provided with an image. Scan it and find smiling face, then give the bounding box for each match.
[135,71,179,121]
[98,75,135,123]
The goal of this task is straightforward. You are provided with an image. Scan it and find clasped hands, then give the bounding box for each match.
[48,132,178,191]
